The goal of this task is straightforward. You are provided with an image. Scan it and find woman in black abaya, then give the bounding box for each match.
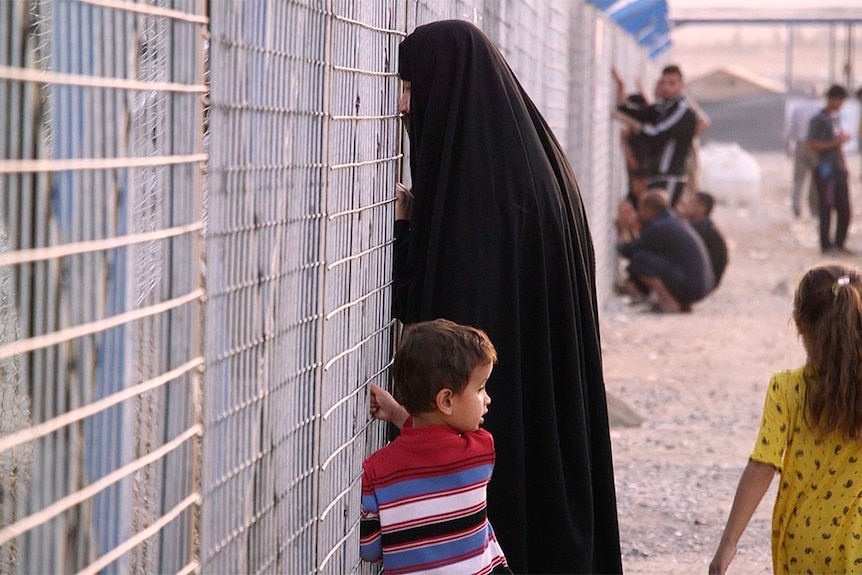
[393,20,622,574]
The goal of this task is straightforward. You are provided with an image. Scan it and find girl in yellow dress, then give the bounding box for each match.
[710,263,862,575]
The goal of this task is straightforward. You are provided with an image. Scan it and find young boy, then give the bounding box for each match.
[360,319,511,574]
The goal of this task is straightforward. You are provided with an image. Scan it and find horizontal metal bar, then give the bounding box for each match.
[331,64,397,78]
[0,65,207,93]
[175,560,201,575]
[323,321,394,371]
[213,162,326,173]
[0,358,203,454]
[0,425,202,547]
[77,493,202,575]
[203,478,299,560]
[0,222,203,265]
[324,282,391,320]
[326,241,389,270]
[331,13,407,36]
[318,503,362,571]
[80,0,209,24]
[321,362,390,420]
[327,198,392,220]
[0,289,204,359]
[0,154,207,174]
[318,469,362,521]
[274,517,316,551]
[330,113,399,122]
[203,448,266,495]
[330,153,400,171]
[320,422,370,471]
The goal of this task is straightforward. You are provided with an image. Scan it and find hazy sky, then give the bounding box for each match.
[666,0,862,84]
[670,0,862,9]
[667,0,862,52]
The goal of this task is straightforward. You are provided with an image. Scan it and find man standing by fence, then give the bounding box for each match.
[614,65,698,209]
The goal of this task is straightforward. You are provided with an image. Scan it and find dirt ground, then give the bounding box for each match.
[600,151,862,574]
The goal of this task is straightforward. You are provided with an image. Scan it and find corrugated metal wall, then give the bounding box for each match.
[0,1,652,573]
[0,0,206,573]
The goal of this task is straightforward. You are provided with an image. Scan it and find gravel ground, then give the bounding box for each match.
[600,151,862,574]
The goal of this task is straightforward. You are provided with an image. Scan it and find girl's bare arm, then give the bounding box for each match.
[709,459,776,575]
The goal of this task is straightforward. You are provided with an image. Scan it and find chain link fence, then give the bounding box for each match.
[0,0,653,572]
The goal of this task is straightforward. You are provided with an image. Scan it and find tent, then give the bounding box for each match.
[686,66,785,103]
[690,67,788,152]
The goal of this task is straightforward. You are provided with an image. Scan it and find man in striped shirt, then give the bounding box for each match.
[360,319,511,574]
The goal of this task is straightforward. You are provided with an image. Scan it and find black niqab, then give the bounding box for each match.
[395,20,622,574]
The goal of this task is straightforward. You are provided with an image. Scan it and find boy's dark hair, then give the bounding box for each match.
[694,191,715,216]
[826,84,848,100]
[391,319,497,414]
[661,64,683,79]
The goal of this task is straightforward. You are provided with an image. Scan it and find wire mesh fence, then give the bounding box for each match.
[0,0,206,572]
[0,1,652,573]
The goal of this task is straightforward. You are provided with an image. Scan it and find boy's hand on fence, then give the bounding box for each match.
[369,383,409,429]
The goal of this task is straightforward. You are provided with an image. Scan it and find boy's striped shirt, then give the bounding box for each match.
[360,420,508,574]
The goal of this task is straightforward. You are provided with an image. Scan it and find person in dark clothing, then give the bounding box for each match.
[685,191,729,288]
[392,20,622,574]
[615,169,650,244]
[619,191,715,313]
[614,65,698,208]
[806,84,852,254]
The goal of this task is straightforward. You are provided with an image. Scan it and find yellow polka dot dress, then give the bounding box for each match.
[751,367,862,574]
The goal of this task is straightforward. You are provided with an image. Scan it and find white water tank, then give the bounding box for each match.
[698,142,761,205]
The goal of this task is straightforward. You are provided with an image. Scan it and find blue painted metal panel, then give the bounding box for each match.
[587,0,671,57]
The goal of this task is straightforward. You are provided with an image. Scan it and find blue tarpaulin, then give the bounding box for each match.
[588,0,671,58]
